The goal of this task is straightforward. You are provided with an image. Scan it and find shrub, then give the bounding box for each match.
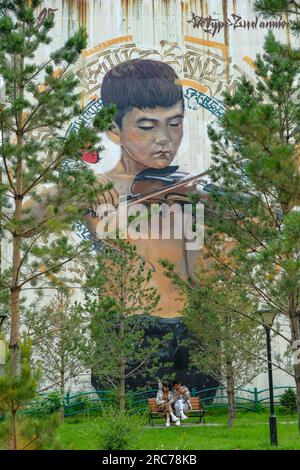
[279,388,297,415]
[30,391,65,417]
[97,407,145,450]
[0,414,61,450]
[68,395,102,417]
[103,387,150,412]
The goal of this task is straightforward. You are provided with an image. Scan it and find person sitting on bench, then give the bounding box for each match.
[172,381,192,422]
[156,381,180,427]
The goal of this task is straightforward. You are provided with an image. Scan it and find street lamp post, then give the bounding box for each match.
[258,304,278,446]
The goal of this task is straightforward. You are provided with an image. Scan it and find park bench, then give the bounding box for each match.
[148,396,205,426]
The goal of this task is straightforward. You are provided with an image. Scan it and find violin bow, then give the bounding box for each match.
[126,155,248,207]
[126,168,211,207]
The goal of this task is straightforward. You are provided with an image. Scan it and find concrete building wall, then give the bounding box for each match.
[1,0,298,392]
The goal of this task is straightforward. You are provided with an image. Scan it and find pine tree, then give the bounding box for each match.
[203,32,300,431]
[83,241,169,412]
[0,337,60,450]
[161,257,266,428]
[279,387,297,415]
[255,0,300,33]
[0,337,37,449]
[22,290,92,421]
[0,1,115,375]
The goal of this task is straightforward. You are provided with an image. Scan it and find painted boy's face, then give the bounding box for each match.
[118,100,184,169]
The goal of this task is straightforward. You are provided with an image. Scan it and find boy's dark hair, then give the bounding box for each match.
[162,382,170,389]
[101,59,184,129]
[173,381,181,386]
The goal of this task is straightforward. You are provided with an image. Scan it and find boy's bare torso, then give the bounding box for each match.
[84,165,201,318]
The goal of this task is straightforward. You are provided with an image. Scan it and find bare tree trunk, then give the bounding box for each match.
[119,313,126,413]
[60,378,65,422]
[290,314,300,433]
[10,166,23,374]
[9,408,18,450]
[226,360,236,428]
[120,357,126,413]
[294,363,300,433]
[9,52,24,376]
[10,230,22,374]
[60,328,65,422]
[9,282,20,375]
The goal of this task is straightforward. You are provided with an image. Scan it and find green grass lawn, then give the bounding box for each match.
[56,409,300,450]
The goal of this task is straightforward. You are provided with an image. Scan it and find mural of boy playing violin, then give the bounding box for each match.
[84,58,204,318]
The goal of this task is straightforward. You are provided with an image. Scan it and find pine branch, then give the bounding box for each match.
[22,151,63,196]
[23,57,53,87]
[205,243,290,323]
[190,306,292,379]
[1,137,17,196]
[14,233,43,284]
[21,63,72,133]
[19,240,94,288]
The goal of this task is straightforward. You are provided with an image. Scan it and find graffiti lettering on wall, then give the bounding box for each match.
[67,99,103,135]
[74,40,249,104]
[184,89,224,117]
[188,12,292,37]
[36,7,58,27]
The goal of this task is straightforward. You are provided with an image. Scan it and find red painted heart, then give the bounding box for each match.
[81,151,99,164]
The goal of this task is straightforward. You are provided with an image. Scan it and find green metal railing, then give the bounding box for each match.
[17,385,296,418]
[191,386,298,412]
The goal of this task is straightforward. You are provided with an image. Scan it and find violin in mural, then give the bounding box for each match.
[80,58,212,318]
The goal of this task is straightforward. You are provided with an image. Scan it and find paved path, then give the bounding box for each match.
[146,420,298,429]
[145,423,224,429]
